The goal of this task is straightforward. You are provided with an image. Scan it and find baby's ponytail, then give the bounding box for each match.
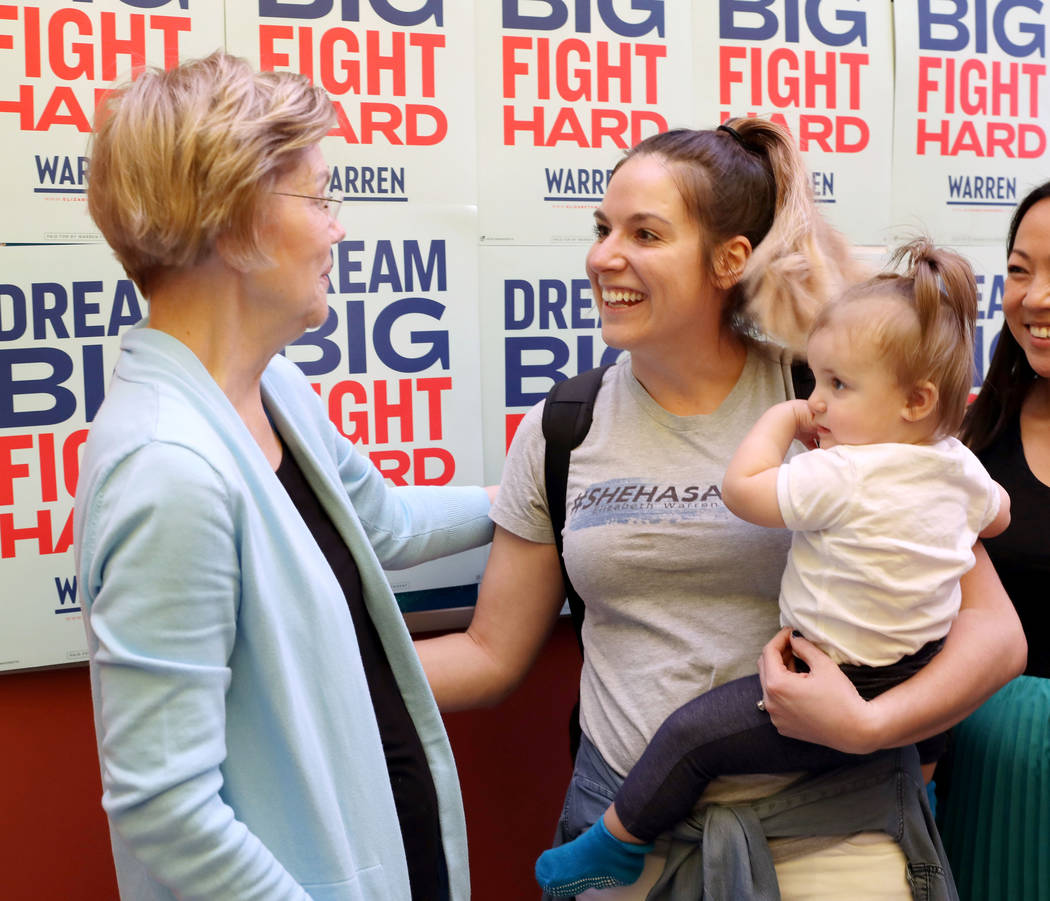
[822,238,978,438]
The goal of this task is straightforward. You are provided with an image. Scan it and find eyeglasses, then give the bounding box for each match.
[272,190,344,221]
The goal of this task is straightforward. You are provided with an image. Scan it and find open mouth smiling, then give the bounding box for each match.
[603,289,645,307]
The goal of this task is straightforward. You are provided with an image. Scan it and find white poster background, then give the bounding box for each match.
[225,0,477,206]
[891,0,1049,244]
[0,243,137,671]
[478,242,621,485]
[0,204,487,671]
[283,202,488,594]
[0,0,224,243]
[694,0,895,245]
[476,0,695,246]
[952,242,1009,391]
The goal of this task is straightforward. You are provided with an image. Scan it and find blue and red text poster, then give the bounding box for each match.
[892,0,1048,244]
[285,203,489,592]
[0,0,223,243]
[478,242,620,485]
[0,243,141,672]
[695,0,894,245]
[225,0,477,206]
[477,1,695,246]
[952,242,1009,391]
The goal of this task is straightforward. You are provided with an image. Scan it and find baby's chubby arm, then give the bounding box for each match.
[980,481,1011,539]
[722,399,817,528]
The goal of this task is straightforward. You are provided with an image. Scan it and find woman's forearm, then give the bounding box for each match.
[416,526,567,711]
[858,542,1027,750]
[760,542,1026,754]
[416,629,521,711]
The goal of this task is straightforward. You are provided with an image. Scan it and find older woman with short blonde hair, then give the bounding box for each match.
[76,51,493,901]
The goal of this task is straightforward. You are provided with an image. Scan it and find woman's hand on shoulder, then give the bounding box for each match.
[758,628,879,754]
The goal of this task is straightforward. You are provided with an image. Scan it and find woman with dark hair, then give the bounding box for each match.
[936,180,1050,901]
[536,237,1011,896]
[417,118,1026,900]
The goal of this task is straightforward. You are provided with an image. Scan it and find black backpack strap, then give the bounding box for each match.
[790,359,814,400]
[542,364,612,656]
[542,363,612,762]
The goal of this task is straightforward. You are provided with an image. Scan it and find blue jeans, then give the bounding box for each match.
[546,734,956,901]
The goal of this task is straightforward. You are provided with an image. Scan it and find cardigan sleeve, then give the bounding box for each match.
[336,442,494,570]
[268,354,494,571]
[81,441,310,901]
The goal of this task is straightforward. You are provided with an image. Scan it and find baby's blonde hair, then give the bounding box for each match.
[811,238,978,438]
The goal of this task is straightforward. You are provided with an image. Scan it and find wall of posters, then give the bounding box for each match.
[0,1,1026,671]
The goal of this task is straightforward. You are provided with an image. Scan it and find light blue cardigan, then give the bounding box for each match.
[74,326,493,901]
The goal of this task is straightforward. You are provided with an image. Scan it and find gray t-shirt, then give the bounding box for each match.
[491,347,798,776]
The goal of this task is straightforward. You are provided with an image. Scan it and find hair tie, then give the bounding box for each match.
[717,123,747,149]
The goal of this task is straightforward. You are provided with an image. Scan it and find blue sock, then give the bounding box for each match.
[535,816,654,897]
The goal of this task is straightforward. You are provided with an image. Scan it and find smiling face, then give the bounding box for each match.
[585,154,723,361]
[250,143,346,338]
[805,310,918,449]
[1004,195,1050,378]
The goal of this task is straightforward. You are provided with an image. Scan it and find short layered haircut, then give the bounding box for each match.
[88,51,335,296]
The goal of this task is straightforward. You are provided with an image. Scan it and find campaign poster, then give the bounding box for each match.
[0,205,486,671]
[476,0,695,246]
[694,0,895,245]
[283,203,489,594]
[0,243,135,671]
[891,0,1048,244]
[225,0,477,206]
[478,242,621,484]
[0,0,223,243]
[952,242,1009,391]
